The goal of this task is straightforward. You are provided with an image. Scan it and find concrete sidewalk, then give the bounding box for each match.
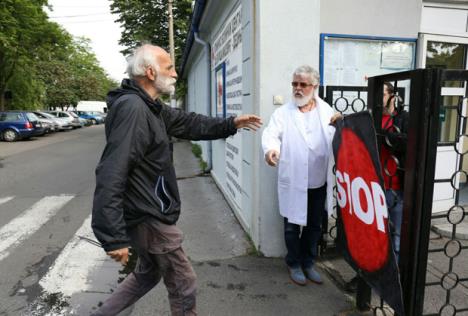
[122,141,354,316]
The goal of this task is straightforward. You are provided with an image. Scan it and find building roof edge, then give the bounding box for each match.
[179,0,207,77]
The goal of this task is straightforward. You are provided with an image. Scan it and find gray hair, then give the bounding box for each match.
[126,44,160,79]
[293,65,320,85]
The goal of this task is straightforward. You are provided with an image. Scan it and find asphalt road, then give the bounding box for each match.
[0,126,111,315]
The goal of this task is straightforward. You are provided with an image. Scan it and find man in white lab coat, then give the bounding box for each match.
[262,65,340,286]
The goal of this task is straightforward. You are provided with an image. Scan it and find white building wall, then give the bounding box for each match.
[255,0,322,257]
[205,0,245,226]
[320,0,421,38]
[185,0,256,233]
[186,46,211,163]
[421,3,468,37]
[240,0,256,239]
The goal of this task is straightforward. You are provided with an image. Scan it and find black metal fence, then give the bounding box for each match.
[319,85,406,255]
[319,85,370,254]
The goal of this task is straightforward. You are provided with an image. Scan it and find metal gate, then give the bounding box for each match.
[321,68,468,315]
[366,69,468,315]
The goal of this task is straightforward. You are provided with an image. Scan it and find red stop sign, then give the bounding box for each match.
[336,128,389,272]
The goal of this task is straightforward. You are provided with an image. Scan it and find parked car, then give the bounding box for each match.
[91,111,107,120]
[84,111,106,121]
[0,111,45,142]
[47,111,81,129]
[68,111,84,128]
[38,120,53,135]
[31,111,57,133]
[37,111,72,131]
[74,111,105,125]
[78,116,92,127]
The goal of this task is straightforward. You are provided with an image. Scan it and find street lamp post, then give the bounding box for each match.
[168,0,176,108]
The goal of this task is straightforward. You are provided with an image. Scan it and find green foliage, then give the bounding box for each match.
[191,143,208,172]
[0,0,51,110]
[36,37,119,110]
[7,64,46,110]
[200,161,207,172]
[191,143,202,158]
[0,1,118,111]
[109,0,192,97]
[110,0,192,64]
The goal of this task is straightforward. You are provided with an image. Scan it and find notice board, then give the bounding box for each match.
[321,35,416,87]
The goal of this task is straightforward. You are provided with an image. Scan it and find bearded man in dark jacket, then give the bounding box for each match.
[91,44,261,316]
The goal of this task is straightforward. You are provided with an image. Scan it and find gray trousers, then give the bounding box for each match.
[92,221,197,316]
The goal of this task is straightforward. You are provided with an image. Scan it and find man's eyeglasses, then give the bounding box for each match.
[291,82,314,88]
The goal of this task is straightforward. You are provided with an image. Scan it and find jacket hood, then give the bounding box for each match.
[107,79,162,114]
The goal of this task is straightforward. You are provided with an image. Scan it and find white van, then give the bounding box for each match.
[76,101,108,114]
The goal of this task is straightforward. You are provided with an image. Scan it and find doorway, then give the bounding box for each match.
[419,34,468,212]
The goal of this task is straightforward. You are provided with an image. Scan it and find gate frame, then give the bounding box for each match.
[321,69,468,315]
[366,69,441,316]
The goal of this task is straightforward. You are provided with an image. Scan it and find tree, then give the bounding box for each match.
[70,38,119,102]
[1,1,118,111]
[37,58,78,110]
[7,65,46,110]
[0,0,51,110]
[37,37,119,110]
[109,0,192,68]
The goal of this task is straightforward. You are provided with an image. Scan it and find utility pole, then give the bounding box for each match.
[168,0,176,107]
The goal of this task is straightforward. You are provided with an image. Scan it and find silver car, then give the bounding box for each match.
[36,111,72,131]
[47,111,81,129]
[32,111,58,133]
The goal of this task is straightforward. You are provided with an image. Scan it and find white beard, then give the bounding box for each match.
[293,90,314,107]
[155,75,176,95]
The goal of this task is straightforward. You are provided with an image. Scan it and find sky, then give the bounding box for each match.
[46,0,127,82]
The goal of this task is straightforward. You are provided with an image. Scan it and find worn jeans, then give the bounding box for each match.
[92,220,197,316]
[385,190,403,261]
[284,185,326,269]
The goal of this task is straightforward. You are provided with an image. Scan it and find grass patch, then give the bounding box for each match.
[191,143,208,172]
[245,235,263,257]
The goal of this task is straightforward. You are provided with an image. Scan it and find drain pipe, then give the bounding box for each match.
[194,30,213,171]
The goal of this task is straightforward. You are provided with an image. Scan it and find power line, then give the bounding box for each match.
[49,12,111,18]
[55,19,118,24]
[50,5,110,8]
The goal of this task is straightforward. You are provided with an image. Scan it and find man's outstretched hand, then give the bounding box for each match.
[233,114,262,131]
[107,247,129,265]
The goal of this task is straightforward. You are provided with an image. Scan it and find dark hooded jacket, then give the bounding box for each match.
[92,79,238,251]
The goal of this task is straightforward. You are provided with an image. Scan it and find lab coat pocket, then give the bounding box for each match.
[278,160,291,184]
[278,181,291,209]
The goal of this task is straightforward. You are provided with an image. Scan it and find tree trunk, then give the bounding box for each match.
[0,87,5,112]
[0,49,20,112]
